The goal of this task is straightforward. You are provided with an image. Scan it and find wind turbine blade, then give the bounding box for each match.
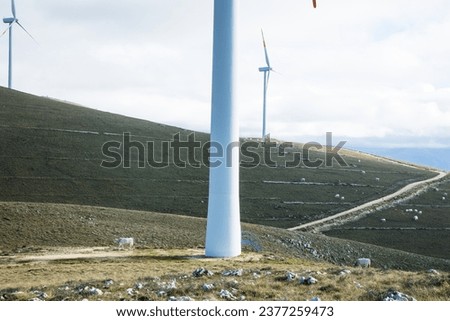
[11,0,17,18]
[16,21,38,44]
[261,29,271,68]
[266,70,271,93]
[0,24,13,38]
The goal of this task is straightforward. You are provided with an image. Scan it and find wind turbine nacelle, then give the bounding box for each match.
[3,17,15,24]
[259,67,271,72]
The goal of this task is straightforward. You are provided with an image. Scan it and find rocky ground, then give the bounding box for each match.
[1,248,448,301]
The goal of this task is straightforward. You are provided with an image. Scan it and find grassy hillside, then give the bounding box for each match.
[324,176,450,259]
[0,87,437,229]
[0,202,448,301]
[1,201,449,272]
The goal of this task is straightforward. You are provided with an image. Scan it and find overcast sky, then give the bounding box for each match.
[1,0,449,148]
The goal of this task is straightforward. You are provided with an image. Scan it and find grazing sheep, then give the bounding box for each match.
[115,237,134,249]
[375,177,380,182]
[341,196,345,200]
[361,170,366,174]
[354,258,371,268]
[413,216,419,221]
[335,194,340,199]
[380,218,386,223]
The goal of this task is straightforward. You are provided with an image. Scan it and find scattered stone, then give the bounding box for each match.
[126,288,135,296]
[159,279,177,290]
[383,290,416,301]
[135,282,144,290]
[310,296,321,301]
[222,269,243,277]
[285,271,297,282]
[78,286,103,296]
[202,283,215,291]
[157,291,166,297]
[299,276,318,285]
[104,279,114,289]
[219,289,236,301]
[339,269,352,276]
[32,291,48,300]
[427,269,439,275]
[87,287,103,296]
[193,267,214,278]
[169,296,194,301]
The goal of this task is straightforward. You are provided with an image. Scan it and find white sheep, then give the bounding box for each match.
[335,194,340,199]
[115,237,134,249]
[380,218,386,223]
[413,216,419,221]
[355,258,371,268]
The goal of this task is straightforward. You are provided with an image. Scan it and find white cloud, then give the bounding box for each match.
[1,0,449,147]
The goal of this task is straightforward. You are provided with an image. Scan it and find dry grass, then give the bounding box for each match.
[1,248,448,301]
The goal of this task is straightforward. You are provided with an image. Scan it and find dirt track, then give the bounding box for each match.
[288,170,448,232]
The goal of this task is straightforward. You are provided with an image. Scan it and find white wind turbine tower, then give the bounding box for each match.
[2,0,36,89]
[259,29,273,142]
[205,0,317,258]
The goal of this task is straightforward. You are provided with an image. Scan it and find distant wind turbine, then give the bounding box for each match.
[1,0,36,89]
[205,0,316,258]
[259,29,273,142]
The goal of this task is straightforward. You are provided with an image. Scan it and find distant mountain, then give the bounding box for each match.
[353,147,449,171]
